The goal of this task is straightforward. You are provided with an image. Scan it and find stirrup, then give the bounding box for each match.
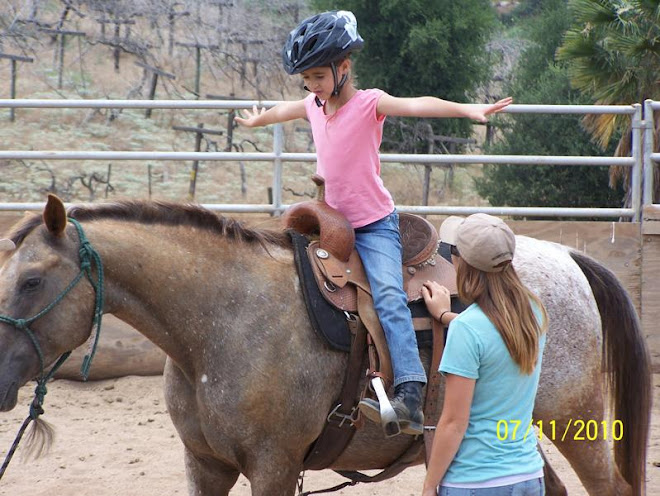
[361,377,400,437]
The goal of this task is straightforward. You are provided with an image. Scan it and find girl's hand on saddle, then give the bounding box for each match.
[235,105,267,128]
[465,96,513,122]
[421,280,451,322]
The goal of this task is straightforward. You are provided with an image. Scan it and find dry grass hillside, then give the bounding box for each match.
[0,0,492,211]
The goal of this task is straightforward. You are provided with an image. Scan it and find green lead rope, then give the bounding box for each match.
[69,218,105,379]
[0,218,105,481]
[0,352,70,480]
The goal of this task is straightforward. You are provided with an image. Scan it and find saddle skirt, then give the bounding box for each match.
[306,215,457,313]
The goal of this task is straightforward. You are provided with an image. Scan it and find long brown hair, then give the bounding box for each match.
[456,257,548,374]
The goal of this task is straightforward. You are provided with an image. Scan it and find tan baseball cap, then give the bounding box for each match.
[439,216,464,246]
[439,213,515,272]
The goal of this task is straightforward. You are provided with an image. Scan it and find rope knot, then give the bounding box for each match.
[29,402,44,420]
[29,382,47,419]
[79,242,92,265]
[34,382,47,402]
[15,319,27,330]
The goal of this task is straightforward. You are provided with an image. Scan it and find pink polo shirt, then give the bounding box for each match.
[304,89,395,228]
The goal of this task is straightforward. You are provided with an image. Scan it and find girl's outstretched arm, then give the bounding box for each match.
[377,95,512,122]
[235,99,307,128]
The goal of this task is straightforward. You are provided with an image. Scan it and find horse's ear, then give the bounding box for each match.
[43,194,67,237]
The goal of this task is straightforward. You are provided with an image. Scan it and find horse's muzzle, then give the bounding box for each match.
[0,380,19,412]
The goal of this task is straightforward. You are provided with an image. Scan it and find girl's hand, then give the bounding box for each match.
[421,281,451,321]
[234,105,267,128]
[466,96,513,122]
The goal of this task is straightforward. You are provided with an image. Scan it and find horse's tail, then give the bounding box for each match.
[569,251,651,495]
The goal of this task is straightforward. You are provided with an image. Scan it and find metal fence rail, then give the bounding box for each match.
[0,99,653,220]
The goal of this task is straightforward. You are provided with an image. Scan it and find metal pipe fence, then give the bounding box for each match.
[0,99,654,220]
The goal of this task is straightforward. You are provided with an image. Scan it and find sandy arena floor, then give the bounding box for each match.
[0,374,658,496]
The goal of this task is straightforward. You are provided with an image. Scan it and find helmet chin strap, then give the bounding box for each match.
[303,63,349,108]
[331,62,348,97]
[302,84,323,108]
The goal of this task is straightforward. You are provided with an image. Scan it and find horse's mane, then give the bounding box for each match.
[6,214,41,247]
[7,201,292,250]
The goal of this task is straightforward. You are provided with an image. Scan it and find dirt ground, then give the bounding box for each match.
[0,374,658,496]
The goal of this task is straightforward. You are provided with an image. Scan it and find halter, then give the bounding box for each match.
[0,218,105,480]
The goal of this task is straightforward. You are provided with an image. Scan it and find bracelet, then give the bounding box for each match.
[439,310,450,325]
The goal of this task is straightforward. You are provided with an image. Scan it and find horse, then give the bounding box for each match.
[0,195,651,496]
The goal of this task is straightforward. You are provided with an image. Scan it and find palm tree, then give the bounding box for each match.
[556,0,660,204]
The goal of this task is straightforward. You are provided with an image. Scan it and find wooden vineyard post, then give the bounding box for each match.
[172,123,224,200]
[433,135,476,189]
[167,4,190,57]
[206,93,248,152]
[96,19,136,72]
[135,61,176,118]
[0,53,34,122]
[175,42,219,98]
[38,28,86,89]
[226,38,264,90]
[225,94,235,152]
[210,0,234,35]
[423,137,434,208]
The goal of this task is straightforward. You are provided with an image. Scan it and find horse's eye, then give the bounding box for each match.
[21,277,42,292]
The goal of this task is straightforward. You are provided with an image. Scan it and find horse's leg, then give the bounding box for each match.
[164,360,242,496]
[549,425,630,495]
[539,397,630,496]
[243,446,302,496]
[184,447,241,496]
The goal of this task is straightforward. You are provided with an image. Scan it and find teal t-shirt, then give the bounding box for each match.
[439,302,546,484]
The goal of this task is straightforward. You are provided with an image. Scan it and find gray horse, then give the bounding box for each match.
[0,196,651,495]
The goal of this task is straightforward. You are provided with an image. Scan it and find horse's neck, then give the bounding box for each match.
[88,221,287,375]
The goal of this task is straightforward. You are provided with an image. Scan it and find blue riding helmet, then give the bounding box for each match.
[282,10,364,75]
[282,11,364,103]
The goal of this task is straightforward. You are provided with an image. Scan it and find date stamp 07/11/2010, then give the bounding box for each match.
[496,419,624,442]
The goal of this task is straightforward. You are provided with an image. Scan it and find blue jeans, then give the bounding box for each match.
[354,211,427,386]
[438,478,545,496]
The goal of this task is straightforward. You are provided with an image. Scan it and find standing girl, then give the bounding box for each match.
[236,10,511,436]
[421,213,548,495]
